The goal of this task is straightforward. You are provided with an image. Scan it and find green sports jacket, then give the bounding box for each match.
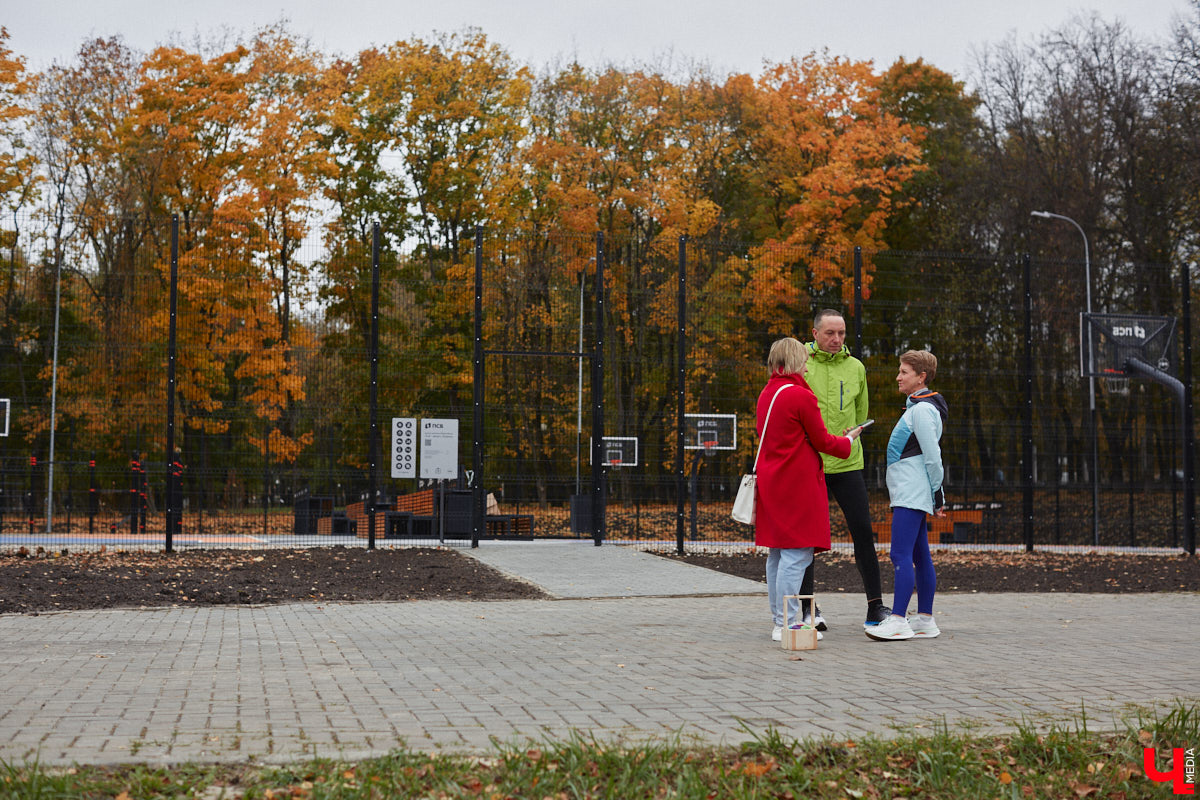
[804,341,869,474]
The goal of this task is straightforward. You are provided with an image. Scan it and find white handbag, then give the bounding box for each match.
[731,384,793,525]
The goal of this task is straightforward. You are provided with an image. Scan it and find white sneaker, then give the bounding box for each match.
[865,615,915,641]
[789,623,823,641]
[907,614,940,638]
[772,625,782,642]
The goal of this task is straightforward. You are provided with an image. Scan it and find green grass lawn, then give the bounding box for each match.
[2,701,1194,799]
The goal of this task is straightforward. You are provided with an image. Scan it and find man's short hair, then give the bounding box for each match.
[813,308,845,328]
[899,350,938,384]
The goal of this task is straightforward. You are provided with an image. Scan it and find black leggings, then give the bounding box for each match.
[801,469,884,606]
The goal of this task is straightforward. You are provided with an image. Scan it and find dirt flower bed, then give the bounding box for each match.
[659,548,1200,594]
[0,546,546,614]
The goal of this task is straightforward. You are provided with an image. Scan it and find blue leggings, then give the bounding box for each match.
[889,506,936,615]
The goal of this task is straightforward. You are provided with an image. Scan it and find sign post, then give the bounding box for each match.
[420,419,459,541]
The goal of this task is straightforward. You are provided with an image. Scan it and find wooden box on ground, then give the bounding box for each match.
[781,594,818,651]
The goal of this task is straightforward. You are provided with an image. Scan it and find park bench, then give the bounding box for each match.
[437,488,535,540]
[317,486,535,541]
[929,502,1003,543]
[394,488,439,538]
[868,501,1003,545]
[292,493,334,535]
[347,498,402,539]
[315,512,354,536]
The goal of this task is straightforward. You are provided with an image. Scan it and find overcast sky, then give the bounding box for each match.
[6,0,1193,81]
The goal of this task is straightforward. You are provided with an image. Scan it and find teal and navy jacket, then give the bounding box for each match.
[885,390,948,514]
[803,342,868,474]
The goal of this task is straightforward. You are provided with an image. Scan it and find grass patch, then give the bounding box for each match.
[1,701,1194,799]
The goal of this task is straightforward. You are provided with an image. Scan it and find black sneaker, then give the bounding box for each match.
[864,604,892,628]
[803,607,828,632]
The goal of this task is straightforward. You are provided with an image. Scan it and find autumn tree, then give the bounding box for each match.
[0,27,44,441]
[0,28,37,214]
[876,58,984,253]
[974,14,1183,486]
[1167,0,1200,266]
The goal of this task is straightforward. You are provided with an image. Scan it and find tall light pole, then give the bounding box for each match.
[45,253,63,534]
[1031,210,1099,546]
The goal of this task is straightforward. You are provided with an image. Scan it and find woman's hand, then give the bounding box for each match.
[844,425,864,441]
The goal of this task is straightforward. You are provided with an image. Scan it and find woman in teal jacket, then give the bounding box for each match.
[867,350,947,642]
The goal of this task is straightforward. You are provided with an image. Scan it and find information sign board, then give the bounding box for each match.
[419,418,459,479]
[391,417,417,479]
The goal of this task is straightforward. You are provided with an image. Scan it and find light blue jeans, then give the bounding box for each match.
[766,547,815,627]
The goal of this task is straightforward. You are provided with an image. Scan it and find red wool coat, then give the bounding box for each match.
[753,372,852,550]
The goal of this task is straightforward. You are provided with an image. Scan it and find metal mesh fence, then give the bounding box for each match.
[0,212,1191,553]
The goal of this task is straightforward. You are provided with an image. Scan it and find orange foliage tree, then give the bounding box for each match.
[11,26,944,505]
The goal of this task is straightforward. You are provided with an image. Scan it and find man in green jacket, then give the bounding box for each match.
[800,309,890,628]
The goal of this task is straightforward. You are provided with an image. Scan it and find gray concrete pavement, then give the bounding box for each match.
[464,540,767,597]
[0,542,1195,766]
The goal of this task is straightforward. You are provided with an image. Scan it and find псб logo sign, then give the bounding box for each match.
[1144,747,1195,795]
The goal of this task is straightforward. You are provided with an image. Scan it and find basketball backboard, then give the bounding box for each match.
[683,414,737,451]
[590,436,638,467]
[1080,313,1176,378]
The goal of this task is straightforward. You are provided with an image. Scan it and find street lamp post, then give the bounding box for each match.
[45,253,64,535]
[1031,210,1099,546]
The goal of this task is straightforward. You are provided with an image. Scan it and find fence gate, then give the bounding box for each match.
[471,230,609,546]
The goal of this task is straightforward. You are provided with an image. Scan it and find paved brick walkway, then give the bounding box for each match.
[0,542,1194,765]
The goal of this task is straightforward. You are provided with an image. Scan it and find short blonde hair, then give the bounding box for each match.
[899,350,937,384]
[767,337,809,376]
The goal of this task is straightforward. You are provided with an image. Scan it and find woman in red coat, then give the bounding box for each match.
[756,338,863,642]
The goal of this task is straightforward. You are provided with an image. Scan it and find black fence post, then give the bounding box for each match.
[1183,260,1195,555]
[675,235,687,555]
[139,459,147,533]
[1022,254,1034,552]
[128,456,137,536]
[26,455,35,535]
[472,226,484,549]
[87,453,96,535]
[367,221,381,550]
[198,429,206,536]
[262,423,269,538]
[63,461,71,534]
[853,247,863,359]
[165,214,179,552]
[592,232,605,546]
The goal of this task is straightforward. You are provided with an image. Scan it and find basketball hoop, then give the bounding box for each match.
[700,437,718,458]
[1103,376,1130,397]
